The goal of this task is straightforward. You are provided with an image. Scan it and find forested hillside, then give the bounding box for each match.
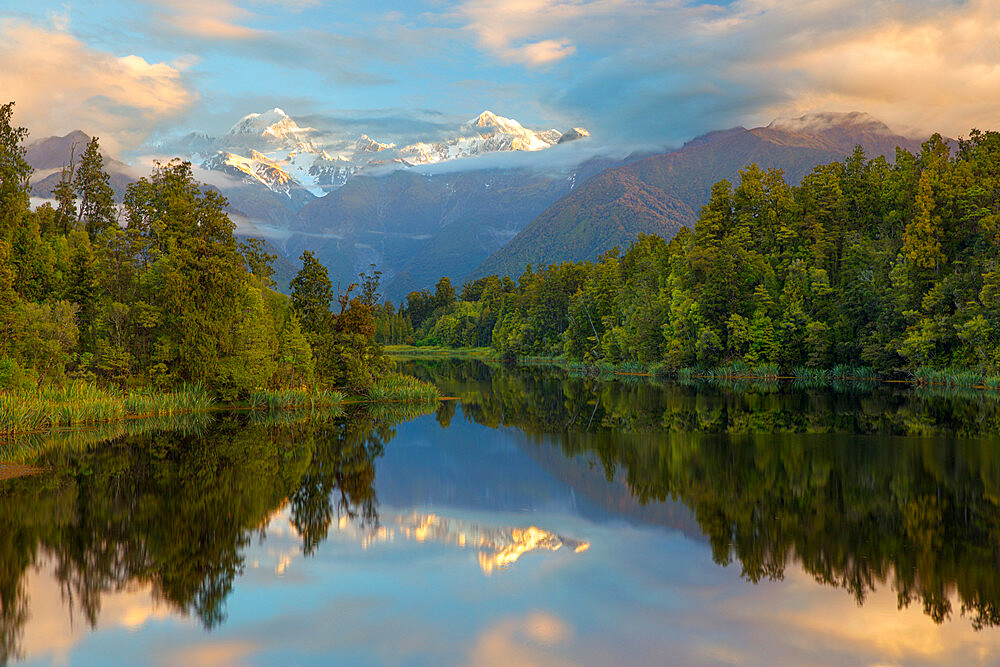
[471,169,695,279]
[391,132,1000,381]
[0,102,412,406]
[473,112,923,281]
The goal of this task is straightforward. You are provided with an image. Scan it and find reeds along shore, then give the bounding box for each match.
[1,375,441,440]
[366,373,440,402]
[247,388,346,410]
[0,382,214,437]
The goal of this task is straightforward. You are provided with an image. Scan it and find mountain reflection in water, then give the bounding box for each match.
[2,359,1000,664]
[400,357,1000,631]
[334,511,590,575]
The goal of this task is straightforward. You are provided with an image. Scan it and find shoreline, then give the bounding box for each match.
[0,373,439,440]
[387,345,1000,391]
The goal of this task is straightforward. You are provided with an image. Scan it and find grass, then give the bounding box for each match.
[247,388,346,411]
[0,368,440,441]
[911,367,1000,388]
[366,373,440,403]
[0,381,214,438]
[703,361,781,379]
[830,365,878,381]
[123,383,214,415]
[385,345,495,359]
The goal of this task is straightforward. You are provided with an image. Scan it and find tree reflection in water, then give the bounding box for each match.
[0,407,418,663]
[403,358,1000,631]
[4,359,1000,663]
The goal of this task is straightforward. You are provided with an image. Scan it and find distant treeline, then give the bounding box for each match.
[383,131,1000,379]
[0,101,389,398]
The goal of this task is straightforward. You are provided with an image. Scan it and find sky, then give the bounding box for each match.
[2,0,1000,156]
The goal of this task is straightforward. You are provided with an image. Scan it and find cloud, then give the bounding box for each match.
[294,108,463,147]
[453,0,1000,143]
[0,19,193,153]
[147,0,262,40]
[755,0,1000,137]
[249,0,323,9]
[456,0,592,66]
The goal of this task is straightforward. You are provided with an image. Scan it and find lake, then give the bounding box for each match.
[3,357,1000,665]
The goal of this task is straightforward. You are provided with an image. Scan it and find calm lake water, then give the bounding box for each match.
[3,358,1000,665]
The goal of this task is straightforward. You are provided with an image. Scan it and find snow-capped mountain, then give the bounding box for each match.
[393,111,562,166]
[224,108,319,152]
[164,107,588,201]
[202,149,300,198]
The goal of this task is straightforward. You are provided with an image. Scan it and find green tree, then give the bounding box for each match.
[433,276,456,311]
[0,102,31,242]
[73,137,116,240]
[240,237,276,287]
[290,251,334,335]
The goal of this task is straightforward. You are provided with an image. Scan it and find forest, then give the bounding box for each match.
[386,131,1000,384]
[0,101,432,428]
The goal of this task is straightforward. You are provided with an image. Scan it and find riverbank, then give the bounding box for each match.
[385,344,495,358]
[1,373,440,439]
[387,346,1000,391]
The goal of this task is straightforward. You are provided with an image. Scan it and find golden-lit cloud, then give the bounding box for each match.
[457,0,1000,141]
[456,0,595,66]
[19,554,178,665]
[752,567,1000,663]
[0,19,193,153]
[159,641,259,667]
[149,0,263,40]
[755,0,1000,137]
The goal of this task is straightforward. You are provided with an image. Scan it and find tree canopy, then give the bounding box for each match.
[391,133,1000,380]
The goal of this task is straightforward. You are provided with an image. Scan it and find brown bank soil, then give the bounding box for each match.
[0,463,47,481]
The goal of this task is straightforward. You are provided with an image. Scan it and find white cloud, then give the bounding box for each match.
[456,0,604,66]
[472,0,1000,141]
[0,19,193,152]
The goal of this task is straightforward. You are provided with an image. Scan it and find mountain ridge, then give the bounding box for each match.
[158,108,590,199]
[470,112,925,281]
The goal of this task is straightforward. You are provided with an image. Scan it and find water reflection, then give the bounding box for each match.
[0,408,414,663]
[401,358,1000,631]
[335,511,589,575]
[3,359,1000,664]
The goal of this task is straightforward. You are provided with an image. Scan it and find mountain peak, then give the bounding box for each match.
[227,107,300,137]
[470,110,499,125]
[557,127,591,144]
[468,110,526,134]
[25,130,95,171]
[355,134,394,154]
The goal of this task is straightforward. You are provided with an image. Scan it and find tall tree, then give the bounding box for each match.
[240,237,276,287]
[52,148,77,235]
[290,251,334,335]
[433,276,456,311]
[0,102,31,242]
[73,137,116,240]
